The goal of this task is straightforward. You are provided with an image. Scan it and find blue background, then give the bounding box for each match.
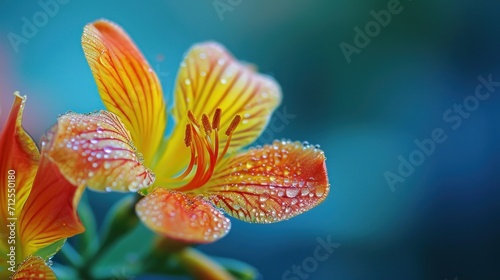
[1,0,500,279]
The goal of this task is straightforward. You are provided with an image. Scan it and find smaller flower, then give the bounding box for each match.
[0,93,85,278]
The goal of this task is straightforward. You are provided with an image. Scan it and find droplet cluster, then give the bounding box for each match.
[207,140,329,223]
[136,188,230,243]
[11,256,54,279]
[44,111,155,192]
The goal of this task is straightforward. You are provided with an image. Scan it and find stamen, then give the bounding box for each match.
[201,114,212,135]
[174,109,242,192]
[212,108,221,130]
[184,124,192,147]
[225,115,241,136]
[188,110,199,127]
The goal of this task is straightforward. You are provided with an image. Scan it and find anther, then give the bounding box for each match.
[201,114,212,135]
[188,110,199,127]
[225,115,241,136]
[184,124,192,147]
[212,108,221,130]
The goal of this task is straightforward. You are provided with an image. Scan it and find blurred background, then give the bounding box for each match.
[2,0,500,279]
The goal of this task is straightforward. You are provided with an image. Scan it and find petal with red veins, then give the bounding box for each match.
[203,140,330,223]
[43,110,155,192]
[18,156,85,258]
[82,19,167,166]
[136,188,231,243]
[0,93,39,257]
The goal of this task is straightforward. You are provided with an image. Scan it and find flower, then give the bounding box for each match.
[0,93,85,278]
[45,19,330,243]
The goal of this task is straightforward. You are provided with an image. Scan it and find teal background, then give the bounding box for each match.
[2,0,500,279]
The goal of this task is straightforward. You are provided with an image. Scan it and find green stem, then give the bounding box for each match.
[178,248,235,280]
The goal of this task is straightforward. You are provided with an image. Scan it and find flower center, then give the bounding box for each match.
[174,108,241,192]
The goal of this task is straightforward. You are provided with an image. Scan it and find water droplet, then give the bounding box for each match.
[259,193,269,202]
[315,189,324,197]
[238,210,245,218]
[99,53,111,68]
[286,188,299,198]
[301,188,310,196]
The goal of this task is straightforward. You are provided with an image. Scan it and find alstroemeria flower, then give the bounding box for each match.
[46,19,330,243]
[0,93,85,278]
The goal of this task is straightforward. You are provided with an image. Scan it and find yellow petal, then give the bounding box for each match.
[82,19,167,166]
[0,93,39,256]
[136,188,231,243]
[43,111,155,192]
[11,256,56,280]
[201,140,329,223]
[155,42,281,182]
[18,156,85,258]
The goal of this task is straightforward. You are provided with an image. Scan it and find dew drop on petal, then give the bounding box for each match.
[315,188,325,197]
[259,193,269,202]
[301,188,310,196]
[286,188,299,198]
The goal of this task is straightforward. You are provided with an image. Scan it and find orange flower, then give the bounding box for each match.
[0,93,85,278]
[45,19,330,244]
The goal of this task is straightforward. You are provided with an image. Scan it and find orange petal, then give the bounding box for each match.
[11,256,56,280]
[43,111,155,192]
[202,140,329,223]
[136,188,231,243]
[155,42,281,181]
[82,19,167,166]
[0,93,39,255]
[18,155,85,257]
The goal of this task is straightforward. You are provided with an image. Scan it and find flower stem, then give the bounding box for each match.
[178,247,235,280]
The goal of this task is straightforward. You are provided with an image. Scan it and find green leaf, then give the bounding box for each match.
[99,194,140,253]
[75,192,99,258]
[91,223,155,278]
